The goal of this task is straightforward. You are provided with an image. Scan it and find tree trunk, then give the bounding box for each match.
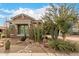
[62,34,66,41]
[54,28,59,40]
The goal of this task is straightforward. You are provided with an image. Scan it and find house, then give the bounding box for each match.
[8,13,42,37]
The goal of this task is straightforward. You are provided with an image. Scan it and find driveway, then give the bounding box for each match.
[58,35,79,41]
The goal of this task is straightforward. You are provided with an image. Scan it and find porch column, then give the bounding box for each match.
[15,25,18,35]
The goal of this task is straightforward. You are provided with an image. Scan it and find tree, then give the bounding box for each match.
[43,16,53,35]
[48,4,78,40]
[5,23,16,38]
[42,4,78,40]
[42,14,59,40]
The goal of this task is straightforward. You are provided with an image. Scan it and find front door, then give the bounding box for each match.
[18,24,29,36]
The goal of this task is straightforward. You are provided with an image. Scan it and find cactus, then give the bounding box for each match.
[5,40,11,50]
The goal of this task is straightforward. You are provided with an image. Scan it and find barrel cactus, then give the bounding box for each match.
[5,40,11,50]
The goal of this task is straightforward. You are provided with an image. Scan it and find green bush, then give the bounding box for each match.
[71,32,79,35]
[5,28,10,38]
[20,35,26,41]
[48,39,77,53]
[20,34,27,41]
[0,32,1,38]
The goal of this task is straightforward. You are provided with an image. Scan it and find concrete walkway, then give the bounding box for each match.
[17,42,79,56]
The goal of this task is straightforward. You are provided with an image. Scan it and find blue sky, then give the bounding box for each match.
[0,3,48,10]
[0,3,49,26]
[0,3,79,26]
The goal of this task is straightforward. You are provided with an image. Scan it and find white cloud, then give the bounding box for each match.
[0,5,50,20]
[0,9,14,14]
[34,5,50,19]
[12,8,35,18]
[11,5,50,20]
[0,15,6,19]
[0,9,14,20]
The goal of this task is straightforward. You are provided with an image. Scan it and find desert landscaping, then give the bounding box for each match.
[0,3,79,56]
[0,36,79,56]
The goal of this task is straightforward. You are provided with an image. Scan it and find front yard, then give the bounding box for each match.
[0,35,79,56]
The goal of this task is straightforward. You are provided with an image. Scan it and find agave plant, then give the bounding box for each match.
[29,23,43,42]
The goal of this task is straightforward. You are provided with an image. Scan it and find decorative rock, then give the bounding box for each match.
[44,43,49,48]
[0,43,4,47]
[35,42,40,47]
[0,41,4,47]
[29,50,32,53]
[43,39,47,43]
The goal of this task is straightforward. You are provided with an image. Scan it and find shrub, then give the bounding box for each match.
[0,32,1,38]
[20,34,26,41]
[48,39,77,53]
[5,29,10,38]
[71,32,79,35]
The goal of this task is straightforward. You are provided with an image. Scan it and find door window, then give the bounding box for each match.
[18,24,29,36]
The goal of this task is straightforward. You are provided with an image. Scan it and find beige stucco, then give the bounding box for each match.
[10,14,41,37]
